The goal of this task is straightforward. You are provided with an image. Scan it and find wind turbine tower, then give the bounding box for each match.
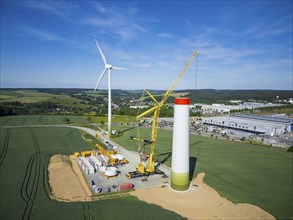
[94,39,127,138]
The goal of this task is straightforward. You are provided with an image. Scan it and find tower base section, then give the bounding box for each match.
[171,171,189,191]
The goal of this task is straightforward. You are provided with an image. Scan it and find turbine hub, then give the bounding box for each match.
[105,64,112,69]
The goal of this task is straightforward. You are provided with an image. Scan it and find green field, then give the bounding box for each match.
[114,127,293,220]
[1,116,292,219]
[0,115,89,126]
[0,90,55,103]
[0,126,184,220]
[0,115,136,127]
[89,115,136,124]
[0,90,90,108]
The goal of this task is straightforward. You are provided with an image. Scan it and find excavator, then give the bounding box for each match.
[126,50,198,179]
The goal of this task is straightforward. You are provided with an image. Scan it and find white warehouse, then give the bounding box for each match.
[198,102,283,114]
[203,114,293,136]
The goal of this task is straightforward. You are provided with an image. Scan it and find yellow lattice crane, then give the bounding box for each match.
[127,50,198,179]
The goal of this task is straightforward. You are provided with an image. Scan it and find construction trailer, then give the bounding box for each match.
[119,182,133,191]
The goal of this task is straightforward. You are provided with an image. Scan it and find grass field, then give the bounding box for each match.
[89,115,136,124]
[114,126,293,220]
[49,95,90,109]
[0,90,90,108]
[0,115,89,126]
[1,115,292,219]
[0,115,136,127]
[0,90,55,103]
[0,126,184,220]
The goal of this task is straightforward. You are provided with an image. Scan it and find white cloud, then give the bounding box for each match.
[133,63,152,68]
[21,26,65,42]
[80,2,149,41]
[128,7,139,15]
[12,1,78,18]
[81,16,123,28]
[157,33,175,39]
[95,2,108,14]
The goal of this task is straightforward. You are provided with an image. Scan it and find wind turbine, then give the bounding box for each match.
[94,39,127,138]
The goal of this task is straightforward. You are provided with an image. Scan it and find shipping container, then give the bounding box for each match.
[119,182,133,191]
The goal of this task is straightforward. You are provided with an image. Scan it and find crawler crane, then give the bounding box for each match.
[126,50,198,179]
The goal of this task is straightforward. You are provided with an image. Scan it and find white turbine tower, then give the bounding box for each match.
[94,39,127,138]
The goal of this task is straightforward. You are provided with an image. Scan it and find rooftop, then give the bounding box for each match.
[231,114,293,124]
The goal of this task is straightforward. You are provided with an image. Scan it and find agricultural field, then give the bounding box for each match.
[0,115,135,127]
[0,115,89,126]
[0,126,184,220]
[82,90,107,97]
[114,126,293,220]
[0,89,92,110]
[0,90,56,103]
[89,115,136,124]
[1,114,292,219]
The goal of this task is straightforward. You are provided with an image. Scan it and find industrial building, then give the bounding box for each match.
[195,102,283,114]
[203,114,293,136]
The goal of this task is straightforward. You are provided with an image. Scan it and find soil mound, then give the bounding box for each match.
[48,154,92,202]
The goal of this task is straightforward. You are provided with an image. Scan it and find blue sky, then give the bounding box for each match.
[1,1,292,90]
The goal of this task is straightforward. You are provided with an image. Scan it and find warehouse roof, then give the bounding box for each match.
[231,114,293,124]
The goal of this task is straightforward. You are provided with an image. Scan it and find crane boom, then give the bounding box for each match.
[160,50,198,105]
[127,50,198,178]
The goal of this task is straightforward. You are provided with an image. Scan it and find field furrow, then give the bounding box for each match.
[0,128,10,166]
[21,129,41,220]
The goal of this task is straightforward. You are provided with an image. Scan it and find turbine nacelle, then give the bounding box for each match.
[105,64,112,70]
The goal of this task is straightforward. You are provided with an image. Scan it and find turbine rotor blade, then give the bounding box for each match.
[95,39,107,65]
[112,66,128,70]
[94,68,107,92]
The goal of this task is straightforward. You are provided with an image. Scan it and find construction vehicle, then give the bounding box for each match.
[95,144,128,166]
[127,50,198,179]
[81,151,92,157]
[74,152,80,158]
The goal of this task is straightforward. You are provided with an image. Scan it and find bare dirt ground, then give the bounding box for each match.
[130,173,275,220]
[48,154,92,202]
[48,155,275,219]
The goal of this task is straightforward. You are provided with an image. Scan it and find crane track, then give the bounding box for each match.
[21,128,41,220]
[0,128,10,167]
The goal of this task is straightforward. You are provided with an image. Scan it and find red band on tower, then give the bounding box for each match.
[174,98,190,105]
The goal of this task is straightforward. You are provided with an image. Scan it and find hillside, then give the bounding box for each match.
[0,89,291,117]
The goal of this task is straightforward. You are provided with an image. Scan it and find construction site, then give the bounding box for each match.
[43,43,288,220]
[57,49,199,195]
[71,141,170,194]
[2,2,292,219]
[2,46,284,218]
